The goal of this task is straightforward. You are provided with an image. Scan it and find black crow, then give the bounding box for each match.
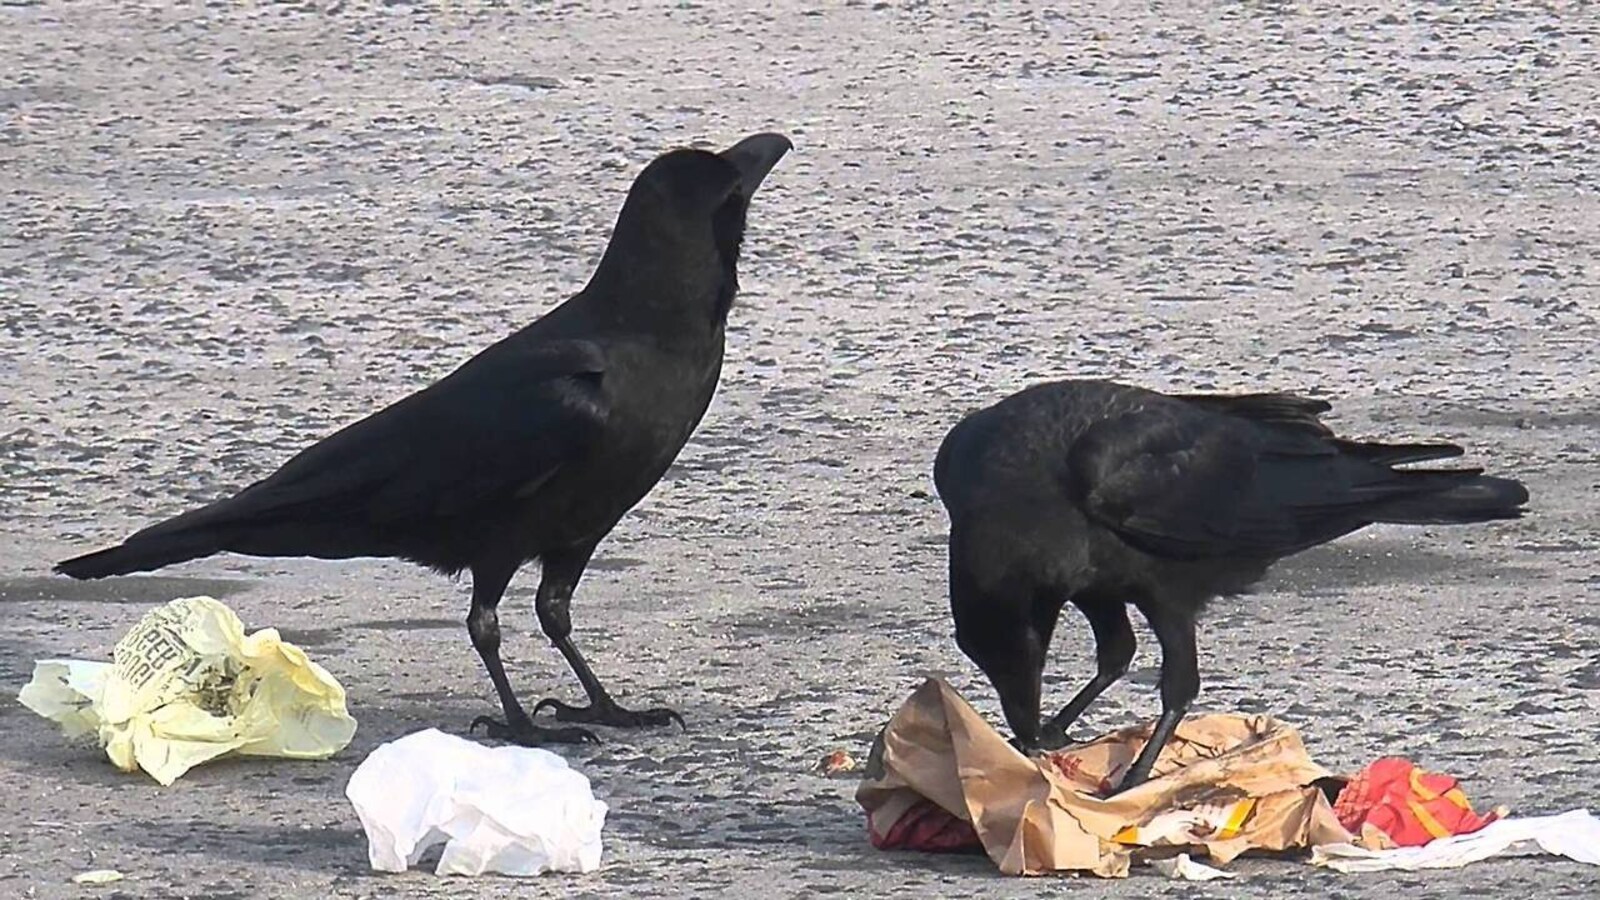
[54,132,793,746]
[933,381,1528,791]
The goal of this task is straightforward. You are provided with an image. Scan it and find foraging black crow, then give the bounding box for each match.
[933,381,1528,791]
[55,132,792,746]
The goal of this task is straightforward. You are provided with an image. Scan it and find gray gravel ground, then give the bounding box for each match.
[3,1,1598,897]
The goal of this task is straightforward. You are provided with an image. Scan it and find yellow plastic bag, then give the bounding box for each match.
[18,596,357,785]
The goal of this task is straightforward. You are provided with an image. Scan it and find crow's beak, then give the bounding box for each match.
[720,132,792,197]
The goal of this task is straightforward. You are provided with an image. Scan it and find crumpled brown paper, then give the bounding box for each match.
[857,678,1352,877]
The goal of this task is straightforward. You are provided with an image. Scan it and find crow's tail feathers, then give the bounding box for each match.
[1373,472,1529,526]
[54,529,221,579]
[1336,439,1465,467]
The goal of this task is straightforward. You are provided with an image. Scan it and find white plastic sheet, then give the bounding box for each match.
[345,728,607,877]
[1311,809,1600,873]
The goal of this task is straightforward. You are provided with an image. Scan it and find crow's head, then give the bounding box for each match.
[595,133,791,325]
[949,560,1049,750]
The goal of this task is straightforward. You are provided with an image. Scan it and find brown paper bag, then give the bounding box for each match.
[857,678,1352,876]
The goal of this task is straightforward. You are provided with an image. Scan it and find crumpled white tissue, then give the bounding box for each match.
[1150,852,1238,880]
[345,728,607,876]
[1311,809,1600,873]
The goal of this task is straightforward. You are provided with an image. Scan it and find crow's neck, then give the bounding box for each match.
[584,258,735,339]
[585,225,740,337]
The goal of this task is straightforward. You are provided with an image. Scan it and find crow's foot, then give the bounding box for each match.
[532,697,686,731]
[469,714,600,746]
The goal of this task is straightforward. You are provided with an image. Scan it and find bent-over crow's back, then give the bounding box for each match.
[936,378,1527,792]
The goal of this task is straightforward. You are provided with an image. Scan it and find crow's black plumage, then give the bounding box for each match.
[933,380,1528,791]
[55,132,792,745]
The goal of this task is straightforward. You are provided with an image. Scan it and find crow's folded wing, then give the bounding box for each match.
[183,337,609,529]
[1066,407,1406,560]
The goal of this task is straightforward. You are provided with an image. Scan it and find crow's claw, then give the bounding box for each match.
[469,714,600,746]
[531,697,687,732]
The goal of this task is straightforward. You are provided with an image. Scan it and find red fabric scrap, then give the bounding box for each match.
[1333,757,1500,848]
[867,798,982,852]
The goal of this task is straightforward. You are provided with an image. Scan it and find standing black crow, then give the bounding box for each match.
[933,381,1528,791]
[54,132,793,746]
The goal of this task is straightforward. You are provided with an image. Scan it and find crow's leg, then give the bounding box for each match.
[465,559,598,745]
[531,544,685,730]
[1113,601,1199,793]
[1040,598,1136,745]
